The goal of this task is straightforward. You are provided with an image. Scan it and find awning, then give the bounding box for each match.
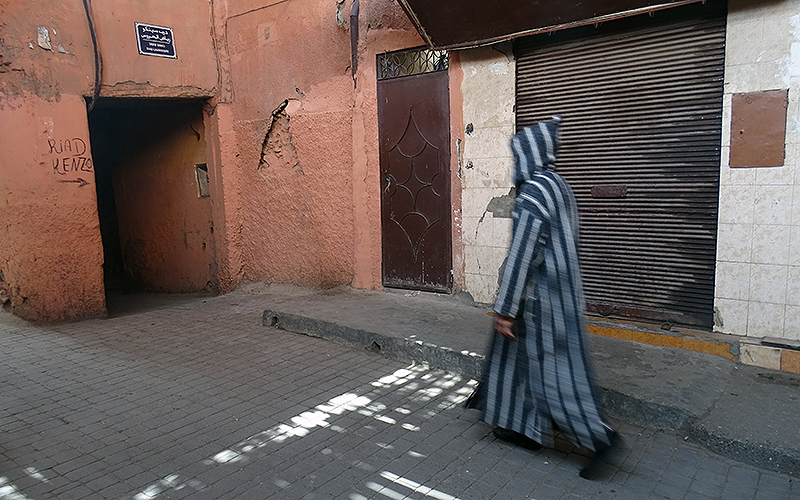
[395,0,704,49]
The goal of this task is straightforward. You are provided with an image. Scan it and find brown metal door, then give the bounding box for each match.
[378,63,452,292]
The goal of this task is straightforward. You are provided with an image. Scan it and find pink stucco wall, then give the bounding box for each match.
[0,0,217,321]
[208,0,425,290]
[1,0,465,321]
[0,94,105,321]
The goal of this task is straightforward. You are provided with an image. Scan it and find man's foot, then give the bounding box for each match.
[492,427,542,451]
[579,430,622,480]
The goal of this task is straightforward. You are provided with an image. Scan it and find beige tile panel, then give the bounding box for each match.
[747,300,786,337]
[462,244,481,277]
[713,298,749,335]
[791,226,800,266]
[739,343,782,370]
[461,126,514,160]
[461,187,503,219]
[461,216,480,246]
[465,272,496,304]
[755,165,794,185]
[718,185,755,224]
[715,261,752,301]
[784,305,800,341]
[751,224,791,265]
[725,19,766,66]
[715,223,753,263]
[725,62,785,94]
[491,217,513,249]
[753,184,792,225]
[727,164,758,186]
[787,267,800,307]
[749,263,788,304]
[792,183,800,226]
[460,156,513,190]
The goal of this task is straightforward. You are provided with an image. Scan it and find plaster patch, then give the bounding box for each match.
[37,26,52,51]
[489,61,508,76]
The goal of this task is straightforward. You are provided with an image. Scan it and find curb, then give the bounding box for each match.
[262,309,799,476]
[262,310,484,379]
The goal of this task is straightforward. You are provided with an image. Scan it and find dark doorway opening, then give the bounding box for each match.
[88,98,218,313]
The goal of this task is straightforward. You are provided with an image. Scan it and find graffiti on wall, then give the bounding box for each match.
[47,138,93,183]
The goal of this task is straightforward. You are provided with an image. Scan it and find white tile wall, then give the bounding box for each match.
[459,44,516,305]
[785,304,800,340]
[457,2,800,339]
[715,0,800,339]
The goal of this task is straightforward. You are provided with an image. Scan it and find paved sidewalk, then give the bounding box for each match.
[255,284,800,477]
[0,288,797,500]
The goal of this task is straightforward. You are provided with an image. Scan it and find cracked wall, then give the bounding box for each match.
[458,43,517,304]
[221,0,363,288]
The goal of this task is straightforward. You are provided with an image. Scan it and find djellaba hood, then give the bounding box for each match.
[510,115,562,188]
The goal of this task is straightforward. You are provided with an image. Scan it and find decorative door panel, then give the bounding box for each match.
[377,49,451,292]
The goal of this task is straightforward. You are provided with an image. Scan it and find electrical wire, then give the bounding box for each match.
[82,0,102,111]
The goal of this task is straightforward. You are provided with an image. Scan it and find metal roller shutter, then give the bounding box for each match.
[515,1,726,328]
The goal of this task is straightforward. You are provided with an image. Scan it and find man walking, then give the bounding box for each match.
[472,116,619,480]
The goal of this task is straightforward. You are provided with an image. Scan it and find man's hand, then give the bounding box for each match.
[494,314,516,339]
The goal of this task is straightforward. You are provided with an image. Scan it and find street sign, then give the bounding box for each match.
[135,23,177,59]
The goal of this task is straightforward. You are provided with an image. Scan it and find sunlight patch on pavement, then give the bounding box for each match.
[380,471,462,500]
[0,477,33,500]
[366,471,462,500]
[22,468,47,484]
[130,365,475,500]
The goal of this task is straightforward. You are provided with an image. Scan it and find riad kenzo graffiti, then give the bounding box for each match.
[47,137,93,175]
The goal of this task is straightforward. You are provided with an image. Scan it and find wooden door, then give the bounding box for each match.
[378,52,452,292]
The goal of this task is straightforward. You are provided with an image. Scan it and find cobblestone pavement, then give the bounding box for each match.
[0,292,796,500]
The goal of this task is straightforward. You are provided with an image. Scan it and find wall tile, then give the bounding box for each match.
[465,272,495,305]
[462,126,514,159]
[726,20,765,66]
[728,165,758,186]
[713,297,749,335]
[491,216,513,248]
[787,266,800,306]
[751,224,791,265]
[792,183,800,226]
[783,305,800,340]
[463,245,481,277]
[755,165,794,185]
[485,246,507,283]
[725,62,785,93]
[750,263,788,304]
[753,184,792,225]
[721,94,732,149]
[715,261,751,300]
[792,226,800,267]
[474,216,494,247]
[747,300,785,337]
[716,222,753,263]
[461,216,480,246]
[461,156,513,190]
[461,187,501,217]
[718,185,755,224]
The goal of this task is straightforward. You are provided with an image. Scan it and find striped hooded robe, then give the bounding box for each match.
[475,116,615,452]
